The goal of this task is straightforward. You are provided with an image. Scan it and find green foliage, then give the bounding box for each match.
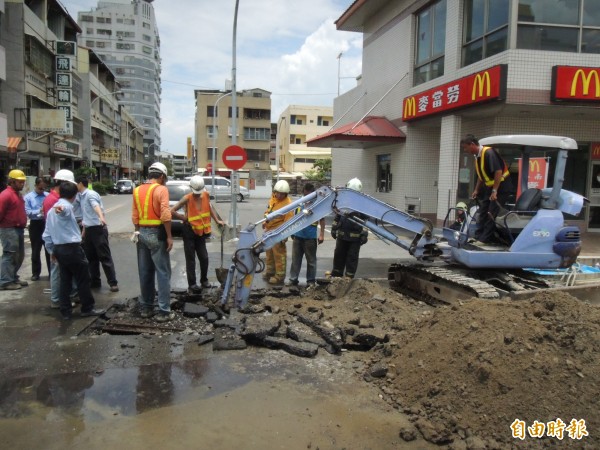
[75,166,97,180]
[90,181,113,196]
[305,158,332,181]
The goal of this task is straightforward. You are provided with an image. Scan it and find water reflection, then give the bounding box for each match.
[0,358,249,419]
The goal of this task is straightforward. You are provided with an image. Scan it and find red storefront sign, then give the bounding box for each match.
[517,157,548,198]
[591,142,600,160]
[402,65,507,122]
[552,66,600,102]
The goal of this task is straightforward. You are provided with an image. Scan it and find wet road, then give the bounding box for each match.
[0,194,433,449]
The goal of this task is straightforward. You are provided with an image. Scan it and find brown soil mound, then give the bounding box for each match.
[322,281,600,449]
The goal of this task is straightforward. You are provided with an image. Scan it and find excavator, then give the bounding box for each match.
[221,135,587,309]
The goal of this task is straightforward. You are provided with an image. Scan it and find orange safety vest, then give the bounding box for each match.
[134,183,162,226]
[475,146,510,187]
[186,191,211,235]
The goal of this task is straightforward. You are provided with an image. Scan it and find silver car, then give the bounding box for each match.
[202,176,250,202]
[166,180,192,233]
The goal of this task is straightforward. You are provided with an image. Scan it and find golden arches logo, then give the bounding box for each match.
[592,144,600,157]
[529,159,541,173]
[403,97,416,118]
[570,69,600,97]
[472,72,491,100]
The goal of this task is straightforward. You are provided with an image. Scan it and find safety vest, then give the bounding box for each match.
[475,146,510,187]
[186,191,211,235]
[134,183,162,226]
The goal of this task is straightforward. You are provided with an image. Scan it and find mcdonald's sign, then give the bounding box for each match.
[591,142,600,160]
[402,65,507,121]
[552,66,600,102]
[517,157,548,197]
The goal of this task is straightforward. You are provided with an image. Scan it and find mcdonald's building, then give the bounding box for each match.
[308,0,600,231]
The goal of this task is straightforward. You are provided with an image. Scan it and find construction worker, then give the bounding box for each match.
[0,169,28,290]
[170,175,224,293]
[132,162,174,322]
[329,178,368,279]
[461,134,514,244]
[449,201,468,231]
[262,180,293,285]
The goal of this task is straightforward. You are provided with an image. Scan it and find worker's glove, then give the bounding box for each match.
[360,234,368,246]
[331,231,337,240]
[130,231,140,244]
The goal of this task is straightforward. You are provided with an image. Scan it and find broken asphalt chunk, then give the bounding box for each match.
[262,336,319,358]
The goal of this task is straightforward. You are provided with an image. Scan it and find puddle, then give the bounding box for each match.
[0,354,436,449]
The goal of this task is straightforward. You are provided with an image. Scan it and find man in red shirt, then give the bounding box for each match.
[0,170,28,290]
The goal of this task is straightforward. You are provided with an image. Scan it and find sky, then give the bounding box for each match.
[58,0,363,155]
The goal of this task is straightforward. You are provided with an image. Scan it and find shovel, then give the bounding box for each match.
[213,207,229,286]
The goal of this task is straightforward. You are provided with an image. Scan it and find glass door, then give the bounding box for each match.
[588,162,600,231]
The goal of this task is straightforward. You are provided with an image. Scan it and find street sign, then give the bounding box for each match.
[222,145,247,170]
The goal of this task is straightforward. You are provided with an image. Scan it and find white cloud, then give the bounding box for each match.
[60,0,363,154]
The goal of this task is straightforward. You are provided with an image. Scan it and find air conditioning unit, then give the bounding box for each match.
[254,163,260,168]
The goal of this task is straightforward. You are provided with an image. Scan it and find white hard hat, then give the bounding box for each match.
[148,162,168,177]
[456,202,468,211]
[346,178,363,192]
[54,169,76,185]
[273,180,290,194]
[189,175,205,194]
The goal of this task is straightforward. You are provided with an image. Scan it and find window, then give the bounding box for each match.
[81,15,94,22]
[243,128,270,140]
[290,115,296,124]
[86,40,95,47]
[517,0,600,54]
[228,107,239,118]
[207,125,218,138]
[143,34,152,42]
[96,17,111,24]
[246,149,266,161]
[317,116,331,126]
[142,46,152,54]
[463,0,509,66]
[143,22,151,29]
[414,0,446,85]
[97,29,112,35]
[206,148,217,160]
[25,36,53,77]
[207,106,217,117]
[377,154,393,193]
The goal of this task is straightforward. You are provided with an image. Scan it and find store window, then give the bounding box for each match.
[377,154,393,193]
[518,0,600,54]
[414,0,446,85]
[462,0,509,66]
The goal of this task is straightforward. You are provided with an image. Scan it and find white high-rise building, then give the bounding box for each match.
[77,0,161,163]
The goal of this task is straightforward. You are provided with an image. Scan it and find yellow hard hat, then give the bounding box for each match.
[8,169,26,181]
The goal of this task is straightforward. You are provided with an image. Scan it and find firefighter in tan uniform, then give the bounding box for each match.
[262,180,293,284]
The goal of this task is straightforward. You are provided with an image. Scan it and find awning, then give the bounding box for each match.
[7,137,22,153]
[306,116,405,149]
[288,149,331,157]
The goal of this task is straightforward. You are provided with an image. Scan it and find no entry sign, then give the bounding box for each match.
[222,145,247,170]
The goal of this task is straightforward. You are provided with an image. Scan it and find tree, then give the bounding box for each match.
[305,158,331,181]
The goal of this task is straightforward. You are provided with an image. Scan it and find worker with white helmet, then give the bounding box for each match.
[0,169,28,290]
[170,175,224,293]
[43,169,79,308]
[132,161,174,322]
[328,178,369,279]
[262,179,294,284]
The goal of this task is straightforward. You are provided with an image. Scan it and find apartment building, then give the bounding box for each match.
[0,0,82,176]
[277,105,333,173]
[77,0,161,165]
[309,0,600,231]
[194,88,271,172]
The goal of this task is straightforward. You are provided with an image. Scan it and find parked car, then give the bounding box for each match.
[114,179,134,194]
[202,176,250,202]
[166,180,192,234]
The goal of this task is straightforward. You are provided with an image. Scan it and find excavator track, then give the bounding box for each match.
[388,262,567,304]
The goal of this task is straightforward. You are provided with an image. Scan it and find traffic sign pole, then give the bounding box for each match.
[222,145,247,238]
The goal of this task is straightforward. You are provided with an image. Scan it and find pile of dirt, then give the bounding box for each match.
[300,280,599,449]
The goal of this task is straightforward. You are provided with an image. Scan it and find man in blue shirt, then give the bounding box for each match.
[43,181,104,320]
[288,183,325,286]
[24,177,49,281]
[76,175,118,292]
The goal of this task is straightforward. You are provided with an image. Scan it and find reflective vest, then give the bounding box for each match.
[475,146,510,187]
[186,191,211,235]
[134,183,162,226]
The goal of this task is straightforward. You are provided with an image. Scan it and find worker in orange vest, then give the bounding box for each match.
[170,175,224,293]
[132,162,174,322]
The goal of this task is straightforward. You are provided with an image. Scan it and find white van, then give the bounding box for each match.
[202,176,250,202]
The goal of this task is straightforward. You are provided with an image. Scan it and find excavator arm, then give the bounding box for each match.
[221,186,444,309]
